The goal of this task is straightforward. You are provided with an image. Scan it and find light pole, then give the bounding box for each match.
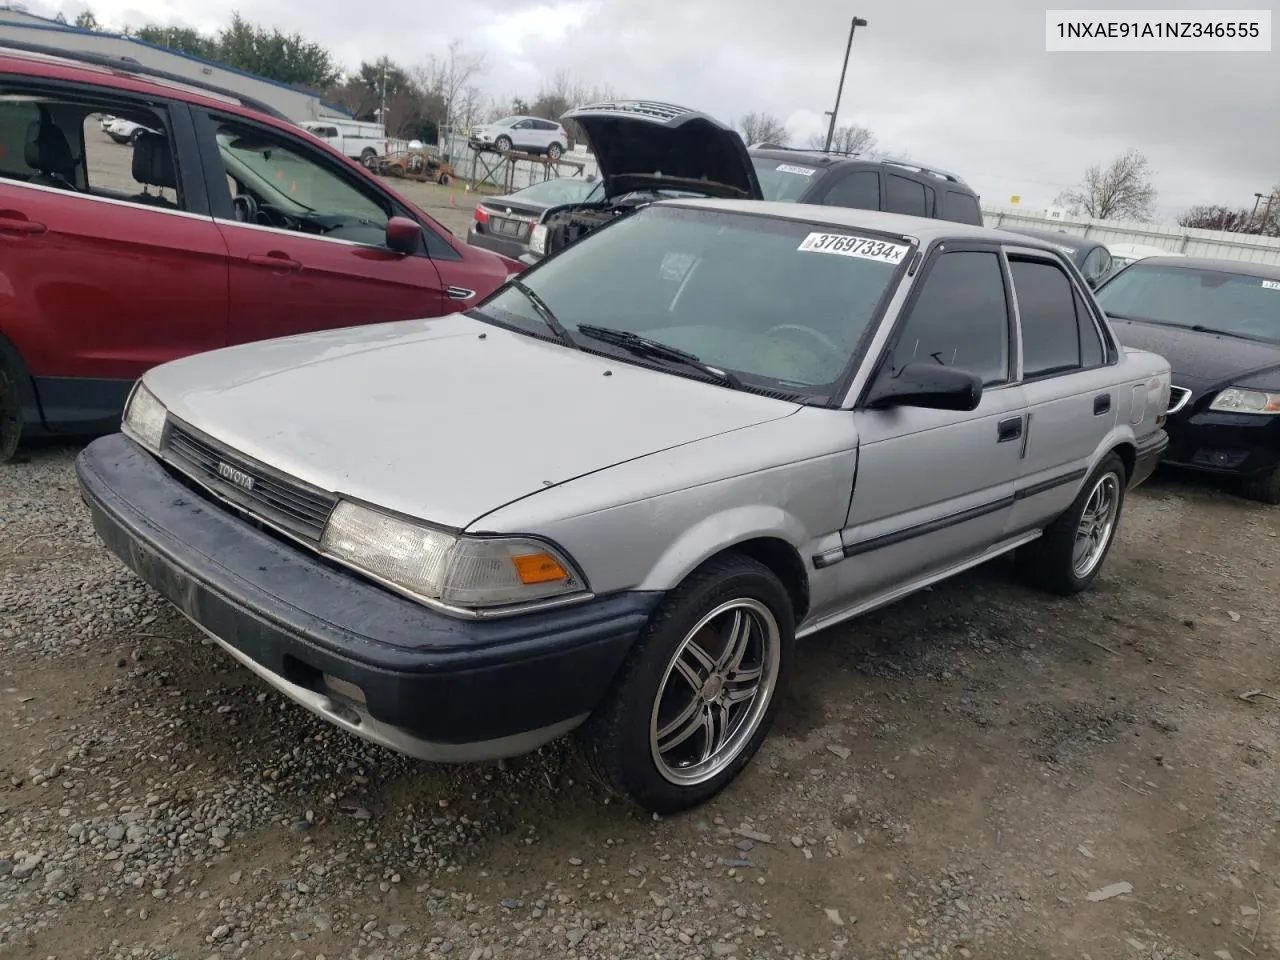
[823,16,868,153]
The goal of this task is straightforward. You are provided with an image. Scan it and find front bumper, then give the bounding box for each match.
[1162,408,1280,478]
[1129,427,1169,489]
[75,434,659,762]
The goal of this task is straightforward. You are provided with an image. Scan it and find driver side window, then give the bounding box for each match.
[212,119,390,244]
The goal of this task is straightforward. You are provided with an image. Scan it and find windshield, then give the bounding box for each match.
[751,158,823,201]
[508,178,603,205]
[1096,263,1280,343]
[473,204,910,400]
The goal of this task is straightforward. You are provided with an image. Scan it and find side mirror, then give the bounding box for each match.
[386,216,422,255]
[865,361,984,412]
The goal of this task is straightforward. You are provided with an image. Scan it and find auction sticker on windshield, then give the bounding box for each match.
[797,232,910,264]
[1262,280,1280,290]
[776,164,817,176]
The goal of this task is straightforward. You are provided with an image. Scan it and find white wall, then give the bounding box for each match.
[983,206,1280,266]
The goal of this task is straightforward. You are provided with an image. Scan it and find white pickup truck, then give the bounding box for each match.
[300,119,387,166]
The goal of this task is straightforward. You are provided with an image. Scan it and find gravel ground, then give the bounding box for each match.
[3,446,1279,960]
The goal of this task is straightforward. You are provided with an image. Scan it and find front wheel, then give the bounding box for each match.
[573,553,794,815]
[0,360,23,463]
[494,135,513,152]
[1018,452,1127,595]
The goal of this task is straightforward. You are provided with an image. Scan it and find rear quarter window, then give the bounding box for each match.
[943,190,983,225]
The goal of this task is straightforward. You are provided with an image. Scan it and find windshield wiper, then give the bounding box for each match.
[508,280,576,346]
[576,324,743,389]
[1190,324,1279,344]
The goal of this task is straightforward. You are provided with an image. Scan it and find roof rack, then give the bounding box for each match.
[0,38,292,123]
[876,157,969,186]
[749,142,864,159]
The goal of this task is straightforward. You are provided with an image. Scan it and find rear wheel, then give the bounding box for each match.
[1240,465,1280,505]
[1018,452,1127,595]
[573,553,794,814]
[547,142,564,160]
[360,147,377,167]
[0,360,22,463]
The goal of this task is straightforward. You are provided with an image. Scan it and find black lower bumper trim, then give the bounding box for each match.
[1130,428,1169,489]
[76,433,660,746]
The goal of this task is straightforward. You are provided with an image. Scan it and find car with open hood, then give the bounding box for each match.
[467,176,602,258]
[523,100,763,263]
[1095,256,1280,503]
[76,199,1171,814]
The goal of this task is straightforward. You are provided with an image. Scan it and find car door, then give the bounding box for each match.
[1002,248,1118,534]
[838,245,1028,603]
[193,109,451,344]
[0,88,227,434]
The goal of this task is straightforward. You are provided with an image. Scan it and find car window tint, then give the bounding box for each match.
[213,120,390,246]
[944,190,982,225]
[1009,258,1083,378]
[822,171,879,210]
[891,251,1010,385]
[1074,286,1106,367]
[0,93,182,209]
[884,174,927,217]
[1095,263,1280,342]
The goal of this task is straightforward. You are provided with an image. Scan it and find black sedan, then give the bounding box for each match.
[1001,226,1114,288]
[1095,256,1280,503]
[466,177,601,258]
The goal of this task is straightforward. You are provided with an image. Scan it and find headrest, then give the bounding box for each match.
[131,132,176,190]
[24,119,74,176]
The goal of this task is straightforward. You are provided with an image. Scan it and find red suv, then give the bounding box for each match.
[0,45,520,460]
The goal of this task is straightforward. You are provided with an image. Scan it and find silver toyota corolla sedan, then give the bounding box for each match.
[76,199,1172,814]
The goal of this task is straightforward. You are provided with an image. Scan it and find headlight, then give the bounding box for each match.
[121,382,168,452]
[320,500,586,611]
[529,223,547,256]
[1208,387,1280,415]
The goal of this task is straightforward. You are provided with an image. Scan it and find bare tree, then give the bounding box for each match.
[736,112,789,146]
[414,39,488,133]
[807,123,877,156]
[1055,150,1158,221]
[1178,190,1280,236]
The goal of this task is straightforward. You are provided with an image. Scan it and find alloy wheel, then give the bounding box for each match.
[1072,472,1121,578]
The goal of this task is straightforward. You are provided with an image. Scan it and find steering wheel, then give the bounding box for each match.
[232,193,259,224]
[766,324,840,356]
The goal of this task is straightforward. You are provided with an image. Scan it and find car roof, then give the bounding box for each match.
[1121,256,1280,280]
[0,45,289,125]
[656,198,1066,248]
[999,226,1104,251]
[747,148,976,190]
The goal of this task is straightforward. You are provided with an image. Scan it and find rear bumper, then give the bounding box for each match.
[75,434,659,762]
[1162,409,1280,478]
[1129,428,1169,489]
[465,226,529,260]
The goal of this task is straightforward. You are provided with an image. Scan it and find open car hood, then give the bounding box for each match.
[563,100,763,202]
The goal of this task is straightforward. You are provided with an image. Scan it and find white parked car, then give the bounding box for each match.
[468,115,569,159]
[104,116,159,144]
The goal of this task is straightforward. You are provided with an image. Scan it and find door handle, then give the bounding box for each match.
[997,416,1023,442]
[0,216,47,235]
[1093,393,1112,415]
[246,253,302,272]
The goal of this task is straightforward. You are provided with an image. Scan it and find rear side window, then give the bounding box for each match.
[890,250,1011,385]
[885,174,927,217]
[1073,286,1107,367]
[944,190,982,225]
[1009,258,1085,378]
[821,170,879,210]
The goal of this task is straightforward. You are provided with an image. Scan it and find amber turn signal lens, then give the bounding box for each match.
[512,552,568,584]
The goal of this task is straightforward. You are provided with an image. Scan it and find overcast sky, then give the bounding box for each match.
[28,0,1279,220]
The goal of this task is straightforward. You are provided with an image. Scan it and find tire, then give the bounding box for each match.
[573,552,795,815]
[547,142,563,160]
[1018,452,1128,595]
[360,148,377,167]
[1240,465,1280,505]
[0,360,22,464]
[494,135,513,152]
[129,128,145,144]
[438,173,451,185]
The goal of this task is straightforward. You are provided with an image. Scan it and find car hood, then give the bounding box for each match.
[145,313,801,530]
[1108,316,1280,394]
[563,100,763,202]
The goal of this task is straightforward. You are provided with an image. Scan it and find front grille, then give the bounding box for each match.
[1167,386,1191,414]
[162,419,338,542]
